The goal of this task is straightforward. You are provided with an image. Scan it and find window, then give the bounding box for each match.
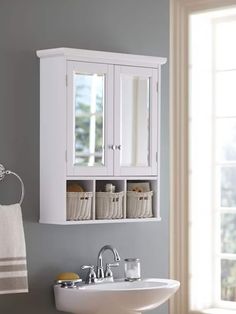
[189,8,236,312]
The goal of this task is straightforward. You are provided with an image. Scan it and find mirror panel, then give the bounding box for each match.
[120,74,150,167]
[74,72,105,167]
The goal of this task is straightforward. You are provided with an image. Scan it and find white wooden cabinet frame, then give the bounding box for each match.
[37,47,166,225]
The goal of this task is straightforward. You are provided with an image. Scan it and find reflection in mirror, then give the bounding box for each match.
[121,74,150,167]
[74,72,105,167]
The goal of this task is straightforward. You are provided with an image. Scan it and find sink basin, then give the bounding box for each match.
[54,278,180,314]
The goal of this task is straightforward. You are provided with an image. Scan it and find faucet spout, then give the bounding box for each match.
[97,245,121,280]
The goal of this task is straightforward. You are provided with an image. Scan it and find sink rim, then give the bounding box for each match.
[55,278,180,292]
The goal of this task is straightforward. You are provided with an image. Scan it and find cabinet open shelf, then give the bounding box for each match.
[39,178,161,225]
[62,179,160,225]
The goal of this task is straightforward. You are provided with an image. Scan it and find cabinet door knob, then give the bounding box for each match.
[109,145,116,150]
[116,145,122,150]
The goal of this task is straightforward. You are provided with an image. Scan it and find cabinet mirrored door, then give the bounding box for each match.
[67,61,113,176]
[114,66,158,176]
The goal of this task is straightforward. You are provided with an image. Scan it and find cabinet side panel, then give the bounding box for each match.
[40,57,66,223]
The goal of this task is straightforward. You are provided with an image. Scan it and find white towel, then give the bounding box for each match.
[0,203,28,294]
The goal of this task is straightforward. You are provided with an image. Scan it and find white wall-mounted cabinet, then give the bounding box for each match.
[37,48,166,225]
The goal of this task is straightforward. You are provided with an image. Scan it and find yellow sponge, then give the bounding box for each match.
[56,272,80,281]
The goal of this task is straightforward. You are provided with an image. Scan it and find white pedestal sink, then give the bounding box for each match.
[54,278,180,314]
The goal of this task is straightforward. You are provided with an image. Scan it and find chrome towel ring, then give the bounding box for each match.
[0,164,25,205]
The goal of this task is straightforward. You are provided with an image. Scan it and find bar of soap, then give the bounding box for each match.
[56,272,80,281]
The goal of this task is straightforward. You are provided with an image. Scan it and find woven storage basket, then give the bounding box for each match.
[67,192,93,220]
[127,191,153,218]
[96,191,124,219]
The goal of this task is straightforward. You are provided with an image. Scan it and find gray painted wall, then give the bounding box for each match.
[0,0,169,313]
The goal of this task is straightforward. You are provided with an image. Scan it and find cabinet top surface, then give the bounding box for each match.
[36,47,167,67]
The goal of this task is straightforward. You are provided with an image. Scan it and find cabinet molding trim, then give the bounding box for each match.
[36,47,167,68]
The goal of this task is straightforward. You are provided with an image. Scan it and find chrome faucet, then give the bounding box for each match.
[97,245,121,280]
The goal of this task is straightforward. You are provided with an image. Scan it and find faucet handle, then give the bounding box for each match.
[81,265,94,270]
[81,265,97,284]
[106,263,119,268]
[105,263,119,279]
